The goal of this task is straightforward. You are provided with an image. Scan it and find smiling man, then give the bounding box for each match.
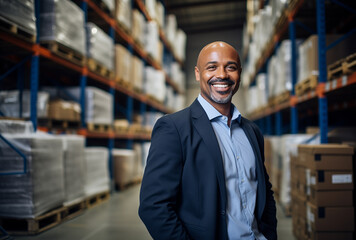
[139,41,277,240]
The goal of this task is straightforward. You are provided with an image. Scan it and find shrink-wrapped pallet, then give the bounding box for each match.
[256,73,268,108]
[267,56,278,98]
[59,135,86,205]
[114,0,132,31]
[142,142,151,169]
[131,56,144,91]
[165,14,177,46]
[84,147,110,196]
[144,0,156,20]
[144,67,166,102]
[171,62,185,92]
[115,44,132,83]
[145,21,161,63]
[174,29,187,62]
[102,0,115,12]
[65,87,113,125]
[0,120,34,134]
[0,0,36,35]
[132,9,146,47]
[86,22,114,71]
[133,143,144,180]
[0,90,49,118]
[0,132,65,218]
[39,0,86,55]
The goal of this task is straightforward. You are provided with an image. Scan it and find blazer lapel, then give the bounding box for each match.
[240,118,266,220]
[190,100,227,209]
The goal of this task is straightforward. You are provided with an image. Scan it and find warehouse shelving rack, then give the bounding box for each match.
[0,0,185,181]
[246,0,356,144]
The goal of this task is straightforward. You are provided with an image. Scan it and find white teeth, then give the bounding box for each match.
[213,84,228,88]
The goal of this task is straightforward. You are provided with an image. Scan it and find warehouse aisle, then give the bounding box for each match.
[13,184,294,240]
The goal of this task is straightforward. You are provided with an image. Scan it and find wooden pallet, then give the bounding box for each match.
[295,75,318,96]
[41,41,86,66]
[0,200,86,236]
[0,16,36,43]
[274,91,290,105]
[87,58,114,79]
[327,52,356,80]
[87,123,112,133]
[38,118,81,130]
[85,191,110,209]
[0,207,64,235]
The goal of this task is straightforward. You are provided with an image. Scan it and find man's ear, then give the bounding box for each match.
[195,66,200,82]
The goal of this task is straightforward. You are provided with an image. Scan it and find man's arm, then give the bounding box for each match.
[139,116,191,240]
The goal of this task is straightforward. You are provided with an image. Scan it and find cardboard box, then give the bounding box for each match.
[297,144,354,169]
[310,231,353,240]
[309,169,353,190]
[115,44,132,83]
[307,203,354,231]
[48,100,80,121]
[309,189,353,207]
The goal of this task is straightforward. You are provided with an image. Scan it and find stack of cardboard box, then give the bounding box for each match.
[292,144,354,240]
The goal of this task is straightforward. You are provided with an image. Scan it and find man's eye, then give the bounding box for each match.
[227,66,237,71]
[207,66,216,70]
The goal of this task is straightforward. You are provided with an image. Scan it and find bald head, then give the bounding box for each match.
[196,41,241,73]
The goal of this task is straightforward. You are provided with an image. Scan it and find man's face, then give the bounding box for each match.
[195,43,241,106]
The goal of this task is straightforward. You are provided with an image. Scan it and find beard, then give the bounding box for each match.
[207,78,235,104]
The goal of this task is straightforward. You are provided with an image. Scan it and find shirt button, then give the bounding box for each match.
[243,205,246,209]
[241,179,245,183]
[236,156,239,160]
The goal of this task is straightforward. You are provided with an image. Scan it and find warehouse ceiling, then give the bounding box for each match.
[163,0,247,34]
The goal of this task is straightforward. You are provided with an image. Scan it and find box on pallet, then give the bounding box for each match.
[297,144,354,168]
[48,99,81,121]
[309,189,353,207]
[307,202,354,231]
[115,0,131,31]
[115,44,132,83]
[308,169,353,191]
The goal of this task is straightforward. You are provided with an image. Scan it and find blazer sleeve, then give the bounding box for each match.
[138,115,191,240]
[251,123,278,240]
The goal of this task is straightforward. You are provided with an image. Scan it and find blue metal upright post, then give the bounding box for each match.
[30,55,39,131]
[289,19,298,134]
[17,65,25,118]
[275,111,282,136]
[80,75,87,128]
[266,115,272,135]
[316,0,328,143]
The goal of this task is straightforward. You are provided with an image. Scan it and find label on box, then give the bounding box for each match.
[332,174,352,184]
[310,176,316,185]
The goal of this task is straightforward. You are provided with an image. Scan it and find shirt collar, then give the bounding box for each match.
[197,94,241,123]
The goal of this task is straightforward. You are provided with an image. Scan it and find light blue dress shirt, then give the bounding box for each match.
[198,95,266,240]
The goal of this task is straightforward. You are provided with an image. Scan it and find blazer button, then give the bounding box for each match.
[220,210,226,216]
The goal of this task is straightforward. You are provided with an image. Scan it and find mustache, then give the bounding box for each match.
[208,78,235,85]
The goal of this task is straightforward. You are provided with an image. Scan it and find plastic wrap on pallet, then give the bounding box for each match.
[84,147,110,197]
[114,0,132,31]
[66,87,113,125]
[256,73,268,108]
[0,0,36,35]
[267,56,278,98]
[59,135,86,205]
[144,67,166,102]
[246,86,259,114]
[165,14,177,47]
[142,142,151,169]
[275,40,292,96]
[270,0,288,26]
[113,149,137,188]
[133,143,144,180]
[115,44,132,83]
[174,29,187,62]
[86,22,114,71]
[39,0,86,55]
[143,111,163,129]
[0,90,49,118]
[144,0,156,20]
[132,9,146,47]
[279,134,320,211]
[0,132,65,218]
[131,56,144,91]
[144,21,161,63]
[171,62,185,92]
[0,120,34,134]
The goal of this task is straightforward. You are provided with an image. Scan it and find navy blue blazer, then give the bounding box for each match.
[139,99,277,240]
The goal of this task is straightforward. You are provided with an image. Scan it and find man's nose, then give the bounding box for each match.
[216,67,227,79]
